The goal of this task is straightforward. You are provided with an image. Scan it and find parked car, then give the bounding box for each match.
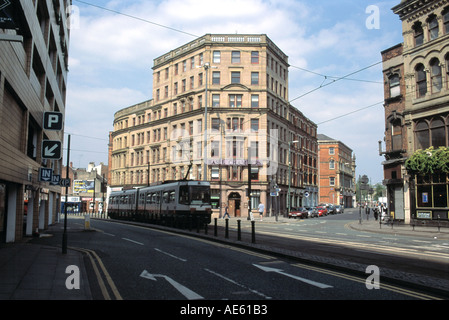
[316,206,328,216]
[288,207,308,219]
[327,204,335,214]
[305,206,318,218]
[334,205,344,214]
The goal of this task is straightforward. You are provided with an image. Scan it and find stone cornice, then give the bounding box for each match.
[393,0,449,22]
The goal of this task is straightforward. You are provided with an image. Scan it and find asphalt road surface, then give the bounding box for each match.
[31,215,447,302]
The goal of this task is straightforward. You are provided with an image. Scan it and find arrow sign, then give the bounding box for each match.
[253,264,333,289]
[42,141,62,160]
[140,270,204,300]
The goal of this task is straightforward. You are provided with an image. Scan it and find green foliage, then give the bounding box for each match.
[405,147,449,174]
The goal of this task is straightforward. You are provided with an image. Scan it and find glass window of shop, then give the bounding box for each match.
[415,173,448,210]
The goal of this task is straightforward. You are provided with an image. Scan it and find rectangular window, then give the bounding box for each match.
[229,94,242,108]
[251,72,259,85]
[251,95,259,108]
[213,51,221,63]
[211,167,220,179]
[212,71,220,84]
[211,118,220,131]
[231,71,240,84]
[251,51,259,64]
[251,119,259,132]
[232,51,240,63]
[389,75,400,97]
[212,94,220,107]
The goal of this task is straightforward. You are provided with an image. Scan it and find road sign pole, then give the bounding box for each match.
[62,134,70,254]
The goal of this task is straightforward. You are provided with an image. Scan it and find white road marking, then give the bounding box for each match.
[154,248,187,262]
[122,238,144,246]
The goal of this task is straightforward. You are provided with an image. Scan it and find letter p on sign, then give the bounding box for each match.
[44,112,63,131]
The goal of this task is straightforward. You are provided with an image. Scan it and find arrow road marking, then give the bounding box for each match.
[140,270,204,300]
[253,264,333,289]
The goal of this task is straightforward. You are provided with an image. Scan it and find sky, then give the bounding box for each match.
[64,0,404,184]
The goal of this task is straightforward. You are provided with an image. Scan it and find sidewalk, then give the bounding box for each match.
[348,217,449,240]
[0,229,92,300]
[214,214,449,239]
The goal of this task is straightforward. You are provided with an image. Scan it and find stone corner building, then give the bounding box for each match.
[110,34,319,219]
[381,0,449,225]
[0,1,71,242]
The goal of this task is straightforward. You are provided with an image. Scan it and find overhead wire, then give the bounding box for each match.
[71,0,387,156]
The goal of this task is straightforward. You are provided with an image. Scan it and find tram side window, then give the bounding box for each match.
[169,191,176,203]
[163,191,169,203]
[179,186,189,204]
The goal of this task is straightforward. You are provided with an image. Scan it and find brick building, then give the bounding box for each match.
[318,134,356,208]
[110,34,318,219]
[0,1,70,242]
[380,0,449,225]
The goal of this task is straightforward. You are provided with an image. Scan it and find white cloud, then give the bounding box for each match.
[65,0,403,181]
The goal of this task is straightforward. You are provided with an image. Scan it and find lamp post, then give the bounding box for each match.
[197,62,217,181]
[288,140,299,216]
[341,162,350,208]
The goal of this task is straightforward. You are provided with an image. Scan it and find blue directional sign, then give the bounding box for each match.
[50,174,61,186]
[39,168,53,182]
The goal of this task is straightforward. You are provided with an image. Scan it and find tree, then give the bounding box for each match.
[405,147,449,175]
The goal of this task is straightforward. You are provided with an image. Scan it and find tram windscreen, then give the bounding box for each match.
[190,186,211,205]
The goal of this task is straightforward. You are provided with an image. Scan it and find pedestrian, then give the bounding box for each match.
[373,207,378,221]
[258,202,265,221]
[223,205,230,219]
[366,206,370,220]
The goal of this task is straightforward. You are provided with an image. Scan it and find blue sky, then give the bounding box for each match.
[64,0,404,184]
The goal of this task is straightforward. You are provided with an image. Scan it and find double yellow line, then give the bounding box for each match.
[70,247,122,300]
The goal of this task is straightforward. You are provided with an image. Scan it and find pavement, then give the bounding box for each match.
[1,213,448,300]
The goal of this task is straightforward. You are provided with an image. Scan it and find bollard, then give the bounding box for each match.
[214,218,218,237]
[251,221,256,243]
[225,219,229,239]
[84,214,91,230]
[237,220,241,241]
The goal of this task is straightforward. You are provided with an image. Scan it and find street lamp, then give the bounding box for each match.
[288,140,300,216]
[197,62,217,181]
[341,162,350,208]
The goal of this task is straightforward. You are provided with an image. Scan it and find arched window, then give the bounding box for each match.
[415,121,430,150]
[431,118,446,147]
[430,58,442,93]
[445,53,449,87]
[415,64,427,98]
[391,119,402,151]
[413,22,424,46]
[443,7,449,34]
[428,15,439,40]
[389,74,400,97]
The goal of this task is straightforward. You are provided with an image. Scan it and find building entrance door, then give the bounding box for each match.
[228,192,241,217]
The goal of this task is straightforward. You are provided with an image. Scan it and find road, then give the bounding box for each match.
[30,213,448,302]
